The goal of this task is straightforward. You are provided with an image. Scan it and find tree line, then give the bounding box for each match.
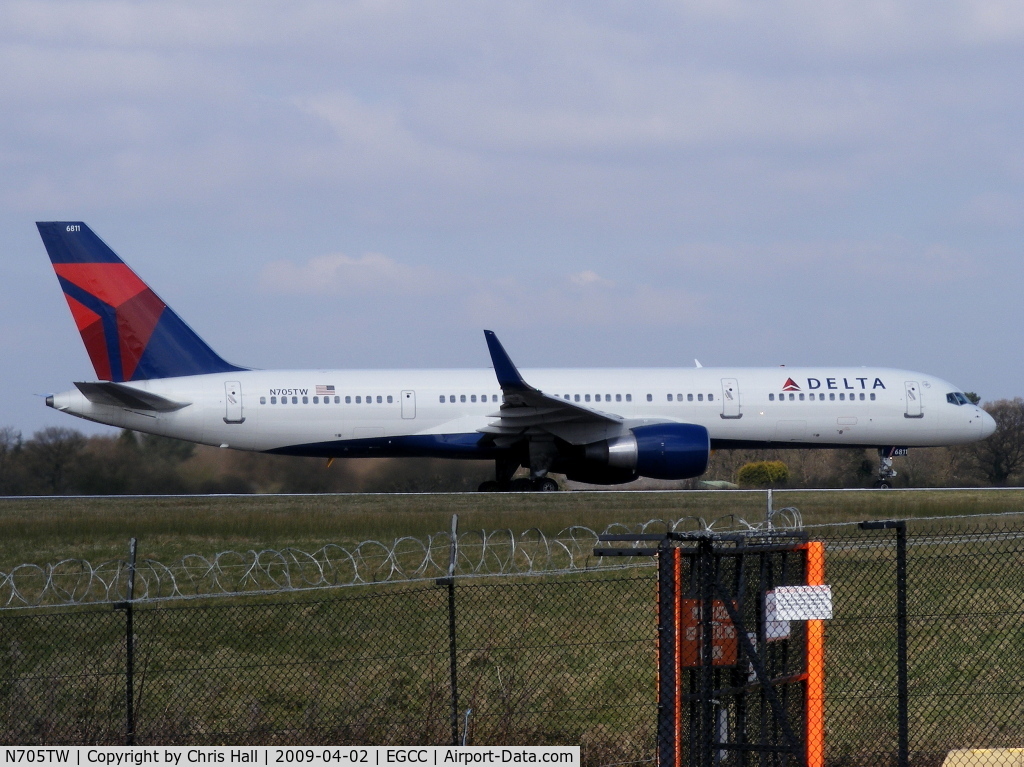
[1,398,1022,495]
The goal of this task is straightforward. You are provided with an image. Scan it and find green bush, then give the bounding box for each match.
[737,460,790,488]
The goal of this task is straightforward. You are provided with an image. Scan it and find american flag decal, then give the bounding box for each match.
[316,385,335,396]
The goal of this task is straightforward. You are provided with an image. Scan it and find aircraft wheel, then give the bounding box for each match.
[873,480,892,489]
[509,478,534,492]
[478,481,499,492]
[534,477,559,492]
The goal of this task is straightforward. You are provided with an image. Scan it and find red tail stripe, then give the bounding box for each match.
[117,290,166,380]
[65,295,112,381]
[53,263,148,308]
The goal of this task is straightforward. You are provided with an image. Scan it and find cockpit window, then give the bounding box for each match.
[946,392,970,406]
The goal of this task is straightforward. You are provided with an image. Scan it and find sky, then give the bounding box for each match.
[2,1,1023,437]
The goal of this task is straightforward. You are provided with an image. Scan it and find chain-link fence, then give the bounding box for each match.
[4,512,1024,767]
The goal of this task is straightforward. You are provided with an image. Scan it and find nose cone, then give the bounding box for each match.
[980,409,997,439]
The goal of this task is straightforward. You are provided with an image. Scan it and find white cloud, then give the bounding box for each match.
[569,270,614,288]
[260,252,445,296]
[463,271,703,329]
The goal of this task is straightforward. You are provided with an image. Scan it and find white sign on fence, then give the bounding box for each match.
[769,585,833,621]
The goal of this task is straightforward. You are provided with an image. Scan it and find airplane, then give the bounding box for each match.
[37,222,997,491]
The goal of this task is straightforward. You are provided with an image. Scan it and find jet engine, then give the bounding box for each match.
[564,423,710,483]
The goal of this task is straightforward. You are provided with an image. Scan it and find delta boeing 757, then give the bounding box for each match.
[37,222,996,491]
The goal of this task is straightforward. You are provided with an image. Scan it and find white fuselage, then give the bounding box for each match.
[48,366,994,457]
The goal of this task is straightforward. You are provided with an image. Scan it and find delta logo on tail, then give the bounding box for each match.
[37,222,243,382]
[782,378,801,391]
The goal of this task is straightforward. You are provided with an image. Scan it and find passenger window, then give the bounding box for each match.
[829,393,835,401]
[574,394,580,402]
[769,393,775,401]
[313,396,319,404]
[439,395,445,403]
[667,393,673,402]
[387,395,393,403]
[345,396,351,404]
[471,395,477,403]
[870,393,876,401]
[687,393,693,402]
[460,395,466,403]
[626,394,632,402]
[840,393,845,401]
[647,394,653,402]
[859,393,865,401]
[799,393,805,401]
[585,394,591,402]
[493,395,498,402]
[356,396,362,403]
[697,394,703,402]
[708,393,713,401]
[302,396,308,404]
[616,394,621,402]
[788,393,794,401]
[293,396,299,404]
[376,396,382,403]
[270,396,276,404]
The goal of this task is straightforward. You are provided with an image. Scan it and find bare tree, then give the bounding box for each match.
[969,398,1024,486]
[22,427,86,494]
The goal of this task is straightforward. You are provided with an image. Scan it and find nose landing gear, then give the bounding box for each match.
[873,447,905,488]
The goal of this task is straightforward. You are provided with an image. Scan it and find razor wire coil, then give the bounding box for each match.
[0,512,801,608]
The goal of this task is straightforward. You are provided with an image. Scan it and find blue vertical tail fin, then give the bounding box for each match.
[37,222,245,381]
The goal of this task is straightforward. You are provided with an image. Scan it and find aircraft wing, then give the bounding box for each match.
[75,382,191,412]
[478,331,623,447]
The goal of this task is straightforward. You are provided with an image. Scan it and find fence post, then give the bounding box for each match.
[443,515,460,746]
[656,536,677,767]
[697,536,715,767]
[115,538,139,745]
[860,520,908,767]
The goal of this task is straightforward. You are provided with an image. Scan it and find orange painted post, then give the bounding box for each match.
[673,547,681,765]
[805,541,826,767]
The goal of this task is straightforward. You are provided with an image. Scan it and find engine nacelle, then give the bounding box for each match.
[580,423,710,481]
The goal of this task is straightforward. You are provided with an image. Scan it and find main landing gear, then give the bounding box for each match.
[478,456,560,492]
[478,477,559,492]
[873,447,898,489]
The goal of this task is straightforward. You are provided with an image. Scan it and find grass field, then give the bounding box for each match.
[1,490,1023,759]
[0,488,1022,569]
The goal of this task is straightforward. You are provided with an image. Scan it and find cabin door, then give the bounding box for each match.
[224,381,245,424]
[720,378,741,419]
[401,390,416,419]
[904,381,923,418]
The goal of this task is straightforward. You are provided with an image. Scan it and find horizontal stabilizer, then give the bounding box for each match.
[75,382,190,412]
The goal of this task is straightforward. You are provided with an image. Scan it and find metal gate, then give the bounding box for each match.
[597,532,828,767]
